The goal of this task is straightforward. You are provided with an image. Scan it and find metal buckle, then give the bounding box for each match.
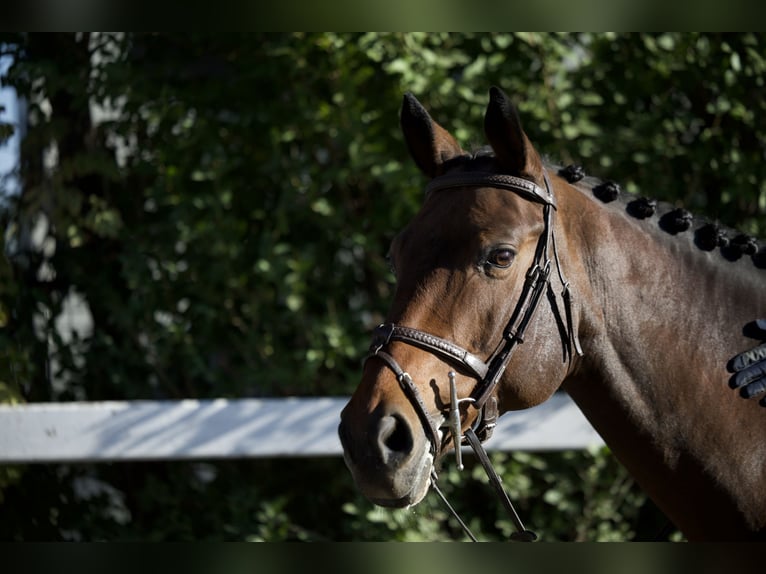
[370,323,395,354]
[475,396,498,442]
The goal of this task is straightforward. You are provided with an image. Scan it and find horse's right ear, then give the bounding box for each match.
[400,93,464,178]
[484,86,543,181]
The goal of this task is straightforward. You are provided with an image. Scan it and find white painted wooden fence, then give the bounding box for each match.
[0,270,604,463]
[0,393,603,463]
[0,83,605,465]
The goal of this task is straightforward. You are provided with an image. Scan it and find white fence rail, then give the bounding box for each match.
[0,393,603,464]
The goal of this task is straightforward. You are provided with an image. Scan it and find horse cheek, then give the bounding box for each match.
[499,321,568,410]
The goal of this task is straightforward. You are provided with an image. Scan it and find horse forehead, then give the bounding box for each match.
[413,187,529,231]
[466,188,530,227]
[408,188,541,249]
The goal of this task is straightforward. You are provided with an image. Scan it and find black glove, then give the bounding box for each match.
[728,319,766,406]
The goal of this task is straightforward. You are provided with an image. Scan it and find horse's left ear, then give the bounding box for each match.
[401,92,465,178]
[484,86,544,180]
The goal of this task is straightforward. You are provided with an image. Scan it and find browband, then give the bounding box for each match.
[425,171,555,208]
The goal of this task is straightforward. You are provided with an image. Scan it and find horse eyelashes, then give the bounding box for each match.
[486,248,515,269]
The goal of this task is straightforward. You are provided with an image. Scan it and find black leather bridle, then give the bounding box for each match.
[365,169,583,542]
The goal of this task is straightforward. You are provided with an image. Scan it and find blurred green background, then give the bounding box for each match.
[1,33,764,541]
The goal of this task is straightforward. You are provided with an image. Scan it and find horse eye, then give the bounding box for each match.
[487,248,515,268]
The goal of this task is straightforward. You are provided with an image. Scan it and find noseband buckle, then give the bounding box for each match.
[370,323,396,354]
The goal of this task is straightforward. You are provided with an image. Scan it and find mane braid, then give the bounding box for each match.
[549,161,766,270]
[627,197,657,219]
[441,153,766,269]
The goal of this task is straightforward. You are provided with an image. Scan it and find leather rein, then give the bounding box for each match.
[365,169,583,542]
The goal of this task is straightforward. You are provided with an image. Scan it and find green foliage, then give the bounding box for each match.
[340,447,671,542]
[2,33,761,540]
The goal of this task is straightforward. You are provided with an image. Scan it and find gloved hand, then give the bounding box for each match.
[728,319,766,406]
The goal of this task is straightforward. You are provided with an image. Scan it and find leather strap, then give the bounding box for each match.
[463,428,537,542]
[429,471,478,541]
[367,350,442,456]
[371,324,489,380]
[426,171,555,208]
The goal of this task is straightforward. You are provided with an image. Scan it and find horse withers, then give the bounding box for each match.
[338,87,766,541]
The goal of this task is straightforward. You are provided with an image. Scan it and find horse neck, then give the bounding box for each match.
[556,181,766,539]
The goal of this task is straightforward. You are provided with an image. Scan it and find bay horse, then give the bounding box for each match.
[338,86,766,541]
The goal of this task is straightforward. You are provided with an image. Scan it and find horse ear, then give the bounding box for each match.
[484,86,543,180]
[400,92,464,178]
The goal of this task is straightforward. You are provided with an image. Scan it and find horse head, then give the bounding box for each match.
[338,87,582,509]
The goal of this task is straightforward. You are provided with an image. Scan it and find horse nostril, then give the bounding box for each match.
[376,414,413,464]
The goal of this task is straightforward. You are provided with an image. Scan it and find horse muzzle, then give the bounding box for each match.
[338,401,435,508]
